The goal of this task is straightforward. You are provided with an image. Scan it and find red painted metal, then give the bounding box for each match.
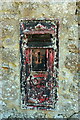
[23,30,55,35]
[20,20,59,110]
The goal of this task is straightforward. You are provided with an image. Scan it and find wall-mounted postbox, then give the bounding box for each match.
[20,19,59,110]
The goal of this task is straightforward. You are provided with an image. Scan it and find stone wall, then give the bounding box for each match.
[0,0,79,119]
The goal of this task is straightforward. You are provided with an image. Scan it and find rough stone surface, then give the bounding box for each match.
[0,0,79,119]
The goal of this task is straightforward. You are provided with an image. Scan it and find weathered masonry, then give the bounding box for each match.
[20,19,59,110]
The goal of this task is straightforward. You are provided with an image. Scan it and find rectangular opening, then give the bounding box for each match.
[28,34,52,42]
[27,34,53,47]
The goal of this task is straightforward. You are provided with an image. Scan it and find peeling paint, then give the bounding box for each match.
[1,0,79,119]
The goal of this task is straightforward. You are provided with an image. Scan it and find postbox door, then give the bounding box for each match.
[24,48,55,105]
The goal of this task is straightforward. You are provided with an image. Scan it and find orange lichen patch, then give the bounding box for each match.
[68,44,79,53]
[2,67,9,70]
[59,76,65,80]
[65,64,78,72]
[9,63,17,67]
[77,64,80,70]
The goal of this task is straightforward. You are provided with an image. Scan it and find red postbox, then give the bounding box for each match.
[20,19,59,110]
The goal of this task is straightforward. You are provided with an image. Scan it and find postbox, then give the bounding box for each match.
[20,19,59,110]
